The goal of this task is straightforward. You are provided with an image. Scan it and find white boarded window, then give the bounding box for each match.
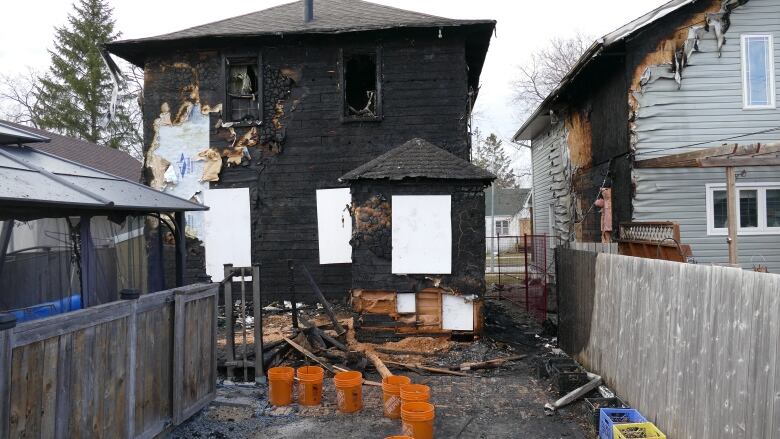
[203,188,252,282]
[316,188,352,264]
[741,34,776,109]
[391,195,451,274]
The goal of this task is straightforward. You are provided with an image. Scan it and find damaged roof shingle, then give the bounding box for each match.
[339,138,496,182]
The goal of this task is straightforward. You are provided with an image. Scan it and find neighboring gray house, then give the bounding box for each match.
[485,187,531,252]
[514,0,780,272]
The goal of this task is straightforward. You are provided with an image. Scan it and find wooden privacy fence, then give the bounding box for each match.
[0,283,218,439]
[556,249,780,438]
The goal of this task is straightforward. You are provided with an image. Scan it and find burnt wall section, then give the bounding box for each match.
[141,32,474,301]
[551,51,632,242]
[350,179,487,295]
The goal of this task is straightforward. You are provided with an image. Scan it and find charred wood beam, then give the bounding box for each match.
[301,264,346,335]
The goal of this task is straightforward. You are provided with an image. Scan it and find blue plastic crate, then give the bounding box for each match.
[599,408,647,439]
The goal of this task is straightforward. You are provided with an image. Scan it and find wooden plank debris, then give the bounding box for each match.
[458,354,526,371]
[301,265,346,335]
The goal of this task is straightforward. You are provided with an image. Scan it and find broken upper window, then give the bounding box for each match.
[343,50,381,120]
[741,35,776,109]
[226,57,261,122]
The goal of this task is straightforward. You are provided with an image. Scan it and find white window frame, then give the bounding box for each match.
[741,34,776,110]
[706,183,780,236]
[495,219,510,236]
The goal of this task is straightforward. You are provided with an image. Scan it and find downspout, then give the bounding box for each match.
[0,221,13,281]
[491,184,496,269]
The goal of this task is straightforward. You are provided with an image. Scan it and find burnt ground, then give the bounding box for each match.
[171,300,595,439]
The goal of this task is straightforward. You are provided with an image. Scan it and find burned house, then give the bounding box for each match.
[105,0,495,299]
[515,0,780,271]
[340,138,494,335]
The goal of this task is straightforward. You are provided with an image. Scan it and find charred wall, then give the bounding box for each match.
[556,52,632,242]
[350,179,487,295]
[141,31,473,301]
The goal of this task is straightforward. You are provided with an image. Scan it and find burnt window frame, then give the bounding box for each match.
[339,46,383,123]
[223,53,263,125]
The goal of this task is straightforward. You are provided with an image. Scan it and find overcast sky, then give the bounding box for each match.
[0,0,668,169]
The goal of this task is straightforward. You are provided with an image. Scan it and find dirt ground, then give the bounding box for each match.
[173,300,594,439]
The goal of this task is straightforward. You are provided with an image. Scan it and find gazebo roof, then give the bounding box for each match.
[0,144,206,219]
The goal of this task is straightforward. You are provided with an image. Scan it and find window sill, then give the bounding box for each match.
[742,105,776,110]
[708,229,780,236]
[223,120,262,128]
[341,116,383,124]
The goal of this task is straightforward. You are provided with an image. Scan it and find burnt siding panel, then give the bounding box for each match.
[632,0,780,156]
[138,35,470,301]
[631,0,780,271]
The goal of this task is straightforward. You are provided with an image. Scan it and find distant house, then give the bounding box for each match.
[514,0,780,271]
[0,119,141,181]
[485,187,531,252]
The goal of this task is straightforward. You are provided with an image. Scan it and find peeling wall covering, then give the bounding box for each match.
[531,120,577,243]
[565,109,593,169]
[350,180,486,295]
[629,0,749,153]
[630,0,780,271]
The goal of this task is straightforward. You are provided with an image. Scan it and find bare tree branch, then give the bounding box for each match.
[0,68,41,127]
[512,33,593,116]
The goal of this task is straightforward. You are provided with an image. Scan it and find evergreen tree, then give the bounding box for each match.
[472,131,518,188]
[33,0,139,151]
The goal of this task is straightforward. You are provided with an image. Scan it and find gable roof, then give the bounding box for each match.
[512,0,698,142]
[485,187,530,216]
[339,138,495,182]
[0,120,142,182]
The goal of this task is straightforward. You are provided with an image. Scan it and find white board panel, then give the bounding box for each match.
[203,188,252,282]
[441,294,475,331]
[316,188,352,264]
[391,195,451,274]
[396,293,416,314]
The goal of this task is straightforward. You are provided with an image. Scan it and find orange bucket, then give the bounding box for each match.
[333,370,363,413]
[385,437,414,439]
[268,367,294,406]
[401,402,435,439]
[400,383,430,404]
[297,366,324,406]
[382,375,412,419]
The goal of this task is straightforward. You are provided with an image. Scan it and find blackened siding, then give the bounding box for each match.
[143,33,472,301]
[350,179,486,295]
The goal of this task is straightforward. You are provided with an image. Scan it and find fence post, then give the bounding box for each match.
[120,289,140,439]
[288,260,298,329]
[0,313,16,439]
[524,234,529,313]
[497,235,502,285]
[172,289,186,425]
[252,263,265,384]
[223,264,235,380]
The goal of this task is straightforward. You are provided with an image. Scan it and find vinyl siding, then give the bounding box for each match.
[530,121,567,239]
[633,0,780,272]
[634,167,780,271]
[634,0,780,157]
